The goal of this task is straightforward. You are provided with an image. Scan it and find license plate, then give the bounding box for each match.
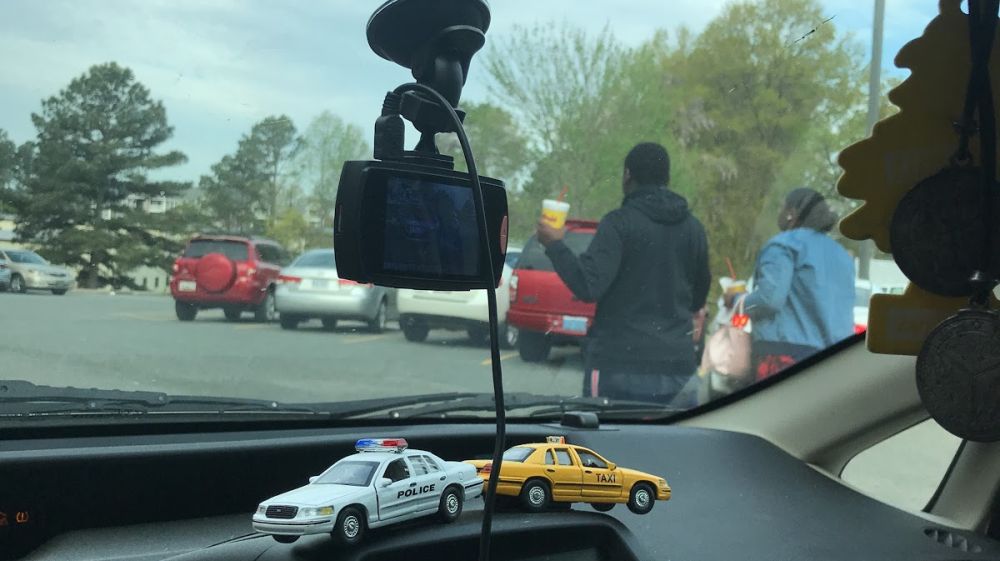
[310,279,330,290]
[562,316,588,334]
[178,280,196,292]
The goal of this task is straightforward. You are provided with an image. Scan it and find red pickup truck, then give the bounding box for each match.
[507,219,598,362]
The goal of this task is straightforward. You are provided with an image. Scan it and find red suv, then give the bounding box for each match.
[169,235,286,322]
[507,219,597,362]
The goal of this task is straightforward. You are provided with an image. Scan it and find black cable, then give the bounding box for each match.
[392,83,506,561]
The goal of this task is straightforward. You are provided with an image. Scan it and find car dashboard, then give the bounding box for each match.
[3,421,999,561]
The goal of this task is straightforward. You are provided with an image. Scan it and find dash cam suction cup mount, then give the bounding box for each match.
[367,0,490,153]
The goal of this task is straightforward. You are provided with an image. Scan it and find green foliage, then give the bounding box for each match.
[295,111,369,230]
[265,207,324,255]
[199,114,301,235]
[10,62,190,286]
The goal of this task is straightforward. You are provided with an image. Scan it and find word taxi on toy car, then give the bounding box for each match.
[253,438,483,545]
[465,436,670,514]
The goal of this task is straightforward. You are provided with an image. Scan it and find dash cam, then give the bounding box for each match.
[333,0,508,291]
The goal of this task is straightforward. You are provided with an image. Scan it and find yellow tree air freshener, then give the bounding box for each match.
[838,0,1000,355]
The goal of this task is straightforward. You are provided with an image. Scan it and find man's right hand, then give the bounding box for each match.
[536,219,565,247]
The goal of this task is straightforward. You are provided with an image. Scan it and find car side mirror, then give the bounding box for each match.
[309,476,319,484]
[379,478,393,488]
[606,463,616,471]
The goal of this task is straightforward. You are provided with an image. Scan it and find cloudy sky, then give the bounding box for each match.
[0,0,938,182]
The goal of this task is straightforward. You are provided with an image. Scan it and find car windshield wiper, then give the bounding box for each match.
[0,379,324,418]
[326,392,682,420]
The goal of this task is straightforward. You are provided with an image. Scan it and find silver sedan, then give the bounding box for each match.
[0,248,75,295]
[275,249,392,332]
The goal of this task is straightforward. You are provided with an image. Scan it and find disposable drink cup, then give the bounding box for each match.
[542,199,570,229]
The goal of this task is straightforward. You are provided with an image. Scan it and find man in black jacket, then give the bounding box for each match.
[537,142,711,404]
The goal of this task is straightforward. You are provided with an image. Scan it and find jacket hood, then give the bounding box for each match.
[624,185,690,224]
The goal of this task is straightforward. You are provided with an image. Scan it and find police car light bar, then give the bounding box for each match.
[546,436,566,444]
[356,438,408,452]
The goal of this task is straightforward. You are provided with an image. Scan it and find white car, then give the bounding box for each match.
[252,438,483,545]
[396,248,521,348]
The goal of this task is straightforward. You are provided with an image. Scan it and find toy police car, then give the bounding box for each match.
[253,438,484,545]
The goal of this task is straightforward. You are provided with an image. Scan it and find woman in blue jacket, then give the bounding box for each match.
[732,188,855,380]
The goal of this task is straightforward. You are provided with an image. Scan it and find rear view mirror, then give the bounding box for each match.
[379,477,393,488]
[606,463,616,471]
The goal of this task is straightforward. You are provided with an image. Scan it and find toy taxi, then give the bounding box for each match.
[253,438,483,545]
[465,436,670,514]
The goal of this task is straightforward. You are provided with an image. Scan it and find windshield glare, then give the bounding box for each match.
[0,0,925,425]
[502,447,535,462]
[314,461,379,487]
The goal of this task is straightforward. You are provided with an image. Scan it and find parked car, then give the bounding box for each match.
[169,235,286,322]
[275,248,394,332]
[0,257,11,292]
[0,248,75,295]
[396,247,522,347]
[507,220,598,362]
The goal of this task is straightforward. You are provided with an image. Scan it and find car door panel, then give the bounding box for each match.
[547,448,583,500]
[575,449,623,498]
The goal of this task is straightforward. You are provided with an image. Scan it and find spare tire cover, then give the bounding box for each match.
[196,253,236,293]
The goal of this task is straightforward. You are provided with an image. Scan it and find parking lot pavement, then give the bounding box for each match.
[0,291,583,404]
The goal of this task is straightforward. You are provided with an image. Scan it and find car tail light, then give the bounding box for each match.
[339,279,373,288]
[481,463,492,474]
[172,260,179,274]
[509,273,518,303]
[277,275,302,285]
[854,324,867,335]
[245,267,256,277]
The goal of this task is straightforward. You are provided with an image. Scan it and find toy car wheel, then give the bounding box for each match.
[591,503,615,512]
[519,479,551,513]
[627,482,656,515]
[333,506,365,546]
[438,485,463,523]
[273,535,298,544]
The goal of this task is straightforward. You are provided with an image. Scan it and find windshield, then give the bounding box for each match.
[5,250,46,265]
[292,251,336,269]
[183,240,249,261]
[502,447,535,463]
[314,461,379,487]
[0,0,924,425]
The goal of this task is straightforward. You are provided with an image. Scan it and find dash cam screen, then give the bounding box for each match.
[383,177,479,278]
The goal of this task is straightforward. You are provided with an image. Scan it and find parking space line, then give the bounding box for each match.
[480,351,519,366]
[344,334,389,344]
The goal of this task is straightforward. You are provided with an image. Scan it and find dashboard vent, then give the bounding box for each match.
[266,505,298,519]
[924,528,983,553]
